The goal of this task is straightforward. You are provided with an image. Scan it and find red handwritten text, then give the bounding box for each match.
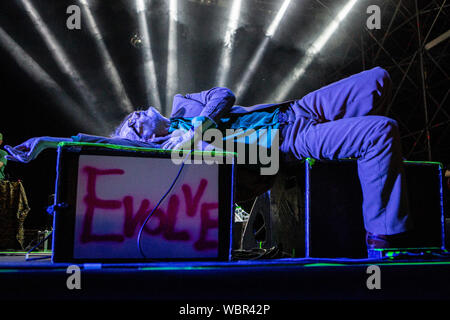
[80,166,218,251]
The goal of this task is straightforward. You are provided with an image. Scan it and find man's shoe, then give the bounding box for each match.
[366,231,412,249]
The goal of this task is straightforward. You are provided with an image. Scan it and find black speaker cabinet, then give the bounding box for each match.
[269,159,446,258]
[52,143,235,262]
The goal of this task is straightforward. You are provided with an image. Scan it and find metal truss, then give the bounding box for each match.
[325,0,450,164]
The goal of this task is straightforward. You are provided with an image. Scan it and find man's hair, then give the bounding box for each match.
[110,112,134,139]
[110,107,169,141]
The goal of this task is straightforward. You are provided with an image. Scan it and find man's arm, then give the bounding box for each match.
[5,136,72,163]
[163,87,236,150]
[172,87,235,130]
[189,87,236,125]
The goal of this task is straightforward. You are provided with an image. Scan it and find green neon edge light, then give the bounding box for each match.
[58,141,238,158]
[137,260,450,270]
[305,157,443,168]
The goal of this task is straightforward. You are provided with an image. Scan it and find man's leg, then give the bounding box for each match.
[290,115,411,236]
[291,67,392,121]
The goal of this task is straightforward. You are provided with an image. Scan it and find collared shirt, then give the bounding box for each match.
[169,107,282,151]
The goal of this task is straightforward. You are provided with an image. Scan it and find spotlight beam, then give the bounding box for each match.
[19,0,109,132]
[266,0,292,38]
[136,0,162,109]
[269,0,359,102]
[79,0,134,113]
[165,0,178,115]
[216,0,243,87]
[234,35,270,100]
[234,0,292,101]
[0,27,99,133]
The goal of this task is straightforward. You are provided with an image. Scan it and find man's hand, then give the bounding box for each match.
[4,136,69,163]
[161,129,196,150]
[5,137,49,163]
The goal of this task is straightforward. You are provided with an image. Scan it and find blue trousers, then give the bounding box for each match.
[281,67,411,235]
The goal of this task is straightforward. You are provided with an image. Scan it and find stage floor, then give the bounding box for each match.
[1,251,450,302]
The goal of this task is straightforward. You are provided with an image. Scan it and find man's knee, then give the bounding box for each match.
[358,117,402,158]
[370,116,400,142]
[383,117,398,130]
[372,66,392,89]
[372,116,398,128]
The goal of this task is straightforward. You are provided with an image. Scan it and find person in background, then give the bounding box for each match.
[0,133,8,180]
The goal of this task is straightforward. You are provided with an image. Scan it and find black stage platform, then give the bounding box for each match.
[1,251,450,302]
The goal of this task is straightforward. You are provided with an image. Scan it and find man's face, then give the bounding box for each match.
[119,107,165,141]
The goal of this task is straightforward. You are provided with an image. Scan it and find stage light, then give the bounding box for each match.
[78,0,134,113]
[0,27,100,133]
[216,0,243,87]
[165,0,178,115]
[135,0,162,110]
[234,0,292,101]
[18,0,109,132]
[269,0,359,102]
[265,0,292,38]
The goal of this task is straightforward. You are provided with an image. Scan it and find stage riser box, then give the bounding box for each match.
[264,160,446,258]
[52,144,235,263]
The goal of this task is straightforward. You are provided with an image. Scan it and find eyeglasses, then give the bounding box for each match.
[127,112,142,139]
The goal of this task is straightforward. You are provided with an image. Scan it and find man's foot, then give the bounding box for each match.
[366,231,412,249]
